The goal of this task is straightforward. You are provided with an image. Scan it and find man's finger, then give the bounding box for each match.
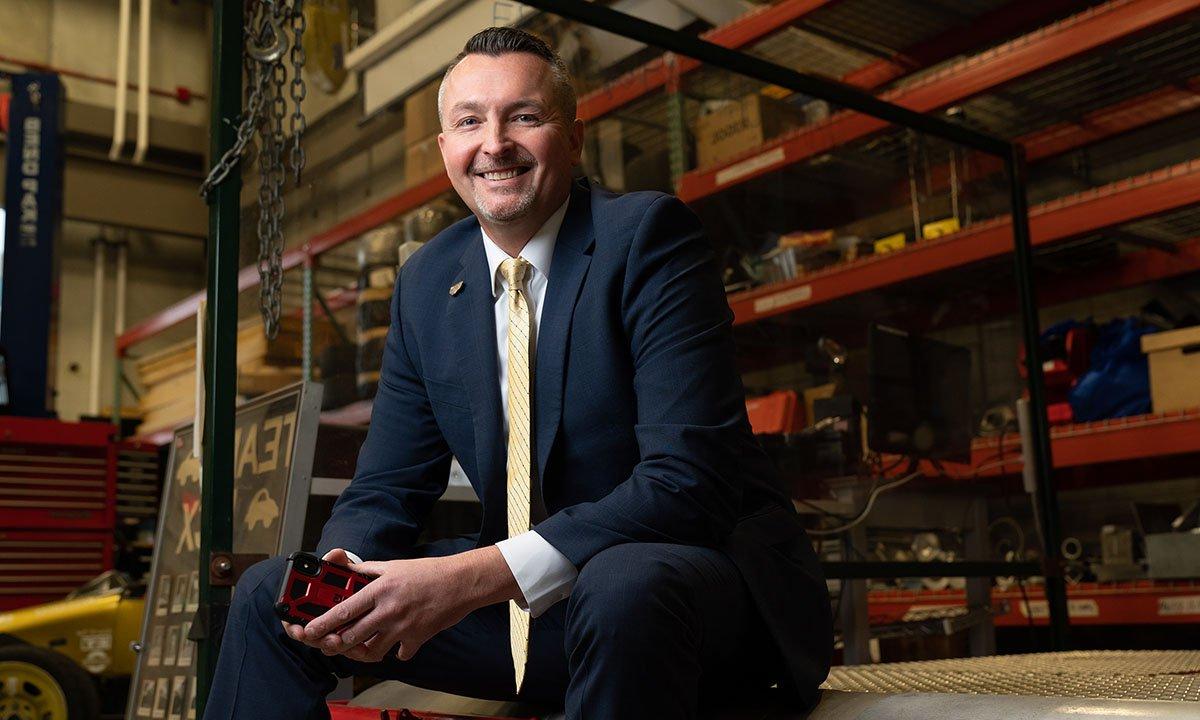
[332,610,385,652]
[347,560,384,577]
[304,591,376,639]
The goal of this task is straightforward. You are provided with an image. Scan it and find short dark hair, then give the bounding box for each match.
[437,27,577,125]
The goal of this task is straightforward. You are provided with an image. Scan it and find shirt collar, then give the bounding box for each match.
[481,196,570,297]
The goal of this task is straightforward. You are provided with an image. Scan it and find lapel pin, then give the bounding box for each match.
[449,280,464,296]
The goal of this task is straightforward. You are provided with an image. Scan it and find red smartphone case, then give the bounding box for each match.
[274,551,372,626]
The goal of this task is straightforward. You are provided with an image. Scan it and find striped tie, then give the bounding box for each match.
[500,257,533,693]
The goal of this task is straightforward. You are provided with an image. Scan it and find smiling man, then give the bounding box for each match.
[203,28,831,720]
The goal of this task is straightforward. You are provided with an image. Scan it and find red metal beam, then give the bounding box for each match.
[869,581,1200,626]
[892,76,1200,203]
[841,0,1083,91]
[728,158,1200,324]
[575,0,840,121]
[117,173,453,353]
[968,409,1200,476]
[678,0,1200,202]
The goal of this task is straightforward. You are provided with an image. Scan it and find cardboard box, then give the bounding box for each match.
[694,93,802,169]
[1141,324,1200,413]
[404,77,442,145]
[405,136,445,187]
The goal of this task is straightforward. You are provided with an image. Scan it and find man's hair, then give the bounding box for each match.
[437,27,577,126]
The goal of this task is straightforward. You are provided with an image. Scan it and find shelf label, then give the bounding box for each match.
[1158,595,1200,617]
[1017,599,1099,618]
[715,146,786,187]
[753,284,813,314]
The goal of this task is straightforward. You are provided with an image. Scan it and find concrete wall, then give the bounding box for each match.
[0,0,210,128]
[53,219,205,422]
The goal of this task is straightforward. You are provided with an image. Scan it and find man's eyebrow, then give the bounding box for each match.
[447,98,548,116]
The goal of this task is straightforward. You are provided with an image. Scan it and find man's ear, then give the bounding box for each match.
[569,118,585,164]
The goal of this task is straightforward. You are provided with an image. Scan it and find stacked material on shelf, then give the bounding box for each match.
[134,315,332,436]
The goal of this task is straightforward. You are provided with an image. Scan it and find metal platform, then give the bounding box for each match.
[823,650,1200,703]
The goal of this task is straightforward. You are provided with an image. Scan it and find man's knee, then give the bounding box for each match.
[232,556,287,615]
[567,544,692,638]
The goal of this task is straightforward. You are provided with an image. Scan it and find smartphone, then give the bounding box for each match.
[274,551,373,626]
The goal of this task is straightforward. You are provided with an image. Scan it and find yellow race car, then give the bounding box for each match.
[0,571,146,719]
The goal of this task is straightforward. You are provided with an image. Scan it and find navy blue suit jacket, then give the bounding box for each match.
[318,178,832,704]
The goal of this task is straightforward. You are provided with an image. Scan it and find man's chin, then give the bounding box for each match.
[473,192,536,224]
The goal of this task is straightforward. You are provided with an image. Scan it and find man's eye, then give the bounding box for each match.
[514,114,539,123]
[457,118,479,127]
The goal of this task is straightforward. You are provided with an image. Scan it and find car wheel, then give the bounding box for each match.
[0,644,100,720]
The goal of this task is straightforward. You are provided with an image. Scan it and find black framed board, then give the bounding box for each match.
[126,382,322,720]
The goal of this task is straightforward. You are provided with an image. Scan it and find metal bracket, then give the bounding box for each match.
[209,552,269,587]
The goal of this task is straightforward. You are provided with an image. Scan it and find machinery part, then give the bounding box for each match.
[0,645,100,720]
[1060,536,1082,561]
[200,0,307,340]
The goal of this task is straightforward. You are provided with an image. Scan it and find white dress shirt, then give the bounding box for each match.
[484,198,578,618]
[346,197,577,618]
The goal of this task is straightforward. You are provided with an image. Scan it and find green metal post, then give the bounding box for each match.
[197,1,242,715]
[303,260,313,383]
[665,55,687,188]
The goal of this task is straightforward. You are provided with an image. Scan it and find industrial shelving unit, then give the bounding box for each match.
[126,0,1200,681]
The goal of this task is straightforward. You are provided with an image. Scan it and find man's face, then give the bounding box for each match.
[438,52,583,226]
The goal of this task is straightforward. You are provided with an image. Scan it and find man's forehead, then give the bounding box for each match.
[444,52,552,99]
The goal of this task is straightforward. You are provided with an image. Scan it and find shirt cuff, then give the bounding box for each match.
[496,531,578,617]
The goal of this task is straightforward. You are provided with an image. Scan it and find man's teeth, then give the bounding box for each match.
[482,169,523,180]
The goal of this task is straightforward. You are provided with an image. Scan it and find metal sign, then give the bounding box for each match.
[1,72,64,417]
[126,383,322,720]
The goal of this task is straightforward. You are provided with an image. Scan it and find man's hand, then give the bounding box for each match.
[281,546,521,663]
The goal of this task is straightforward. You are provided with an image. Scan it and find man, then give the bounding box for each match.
[204,27,831,720]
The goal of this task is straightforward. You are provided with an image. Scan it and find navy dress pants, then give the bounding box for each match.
[202,540,780,719]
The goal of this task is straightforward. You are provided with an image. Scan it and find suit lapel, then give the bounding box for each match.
[447,232,507,541]
[535,181,595,479]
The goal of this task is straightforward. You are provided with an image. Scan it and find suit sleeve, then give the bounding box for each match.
[534,195,747,568]
[316,268,452,560]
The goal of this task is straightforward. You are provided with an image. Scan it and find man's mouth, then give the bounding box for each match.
[476,166,531,181]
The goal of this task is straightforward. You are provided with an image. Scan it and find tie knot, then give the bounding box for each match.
[500,257,531,291]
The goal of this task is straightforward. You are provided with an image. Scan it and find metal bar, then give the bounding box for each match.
[520,0,1010,155]
[823,561,1042,579]
[665,55,687,188]
[116,172,451,353]
[840,0,1083,91]
[885,76,1200,204]
[1006,146,1069,650]
[677,0,1200,201]
[576,0,842,122]
[302,261,314,383]
[196,0,241,713]
[964,497,996,655]
[728,158,1200,324]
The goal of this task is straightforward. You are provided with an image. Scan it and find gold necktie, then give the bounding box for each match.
[500,257,533,693]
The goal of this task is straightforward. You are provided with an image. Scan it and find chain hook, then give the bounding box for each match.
[247,15,289,63]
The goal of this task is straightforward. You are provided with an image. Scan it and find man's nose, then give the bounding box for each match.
[481,120,515,156]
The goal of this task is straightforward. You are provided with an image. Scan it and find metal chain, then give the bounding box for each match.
[199,0,305,340]
[289,0,308,184]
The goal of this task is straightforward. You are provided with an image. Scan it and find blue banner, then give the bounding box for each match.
[2,73,64,417]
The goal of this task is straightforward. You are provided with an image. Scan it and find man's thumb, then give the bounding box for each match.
[322,548,350,564]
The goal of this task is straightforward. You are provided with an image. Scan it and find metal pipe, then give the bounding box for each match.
[1006,146,1069,650]
[132,0,151,164]
[196,1,243,712]
[109,0,132,160]
[88,238,107,416]
[517,0,1012,156]
[0,52,203,102]
[114,241,128,337]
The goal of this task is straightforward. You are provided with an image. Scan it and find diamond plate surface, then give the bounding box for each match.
[823,651,1200,702]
